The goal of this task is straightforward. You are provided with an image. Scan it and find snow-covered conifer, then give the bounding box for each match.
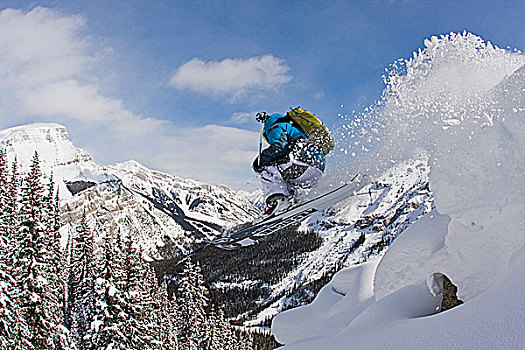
[15,152,63,349]
[176,259,208,349]
[0,149,21,350]
[0,154,30,349]
[68,214,97,350]
[204,305,221,350]
[5,158,19,247]
[44,173,61,242]
[91,227,123,349]
[149,276,179,349]
[44,173,70,348]
[119,231,156,349]
[207,305,253,350]
[63,225,75,331]
[216,307,238,350]
[0,268,16,349]
[0,149,8,235]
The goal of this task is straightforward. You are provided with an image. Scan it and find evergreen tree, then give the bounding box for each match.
[16,151,50,348]
[92,228,118,349]
[69,215,97,350]
[119,232,155,349]
[15,152,63,349]
[0,266,16,349]
[175,259,256,349]
[44,173,61,244]
[149,277,179,349]
[0,150,8,260]
[63,225,75,331]
[0,154,30,349]
[214,307,250,350]
[204,306,221,350]
[176,259,208,350]
[44,173,70,349]
[5,158,19,249]
[91,227,129,350]
[0,149,8,235]
[0,149,21,349]
[231,327,254,350]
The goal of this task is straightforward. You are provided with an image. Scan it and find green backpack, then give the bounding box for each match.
[286,107,335,155]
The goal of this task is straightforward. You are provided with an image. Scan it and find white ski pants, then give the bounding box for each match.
[260,160,323,202]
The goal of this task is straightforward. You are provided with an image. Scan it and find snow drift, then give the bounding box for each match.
[273,32,525,348]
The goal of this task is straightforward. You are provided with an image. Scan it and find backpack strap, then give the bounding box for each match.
[264,114,296,141]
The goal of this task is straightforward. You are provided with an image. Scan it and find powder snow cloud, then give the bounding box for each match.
[169,55,292,101]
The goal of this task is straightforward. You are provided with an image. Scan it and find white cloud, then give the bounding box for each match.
[155,125,258,171]
[0,7,259,189]
[0,7,162,139]
[229,111,259,124]
[26,80,119,122]
[0,7,90,88]
[24,80,165,138]
[150,125,259,187]
[169,55,292,101]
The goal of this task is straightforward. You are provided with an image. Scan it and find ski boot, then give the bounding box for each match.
[264,194,290,217]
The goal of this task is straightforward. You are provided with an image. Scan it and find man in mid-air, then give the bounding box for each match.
[252,108,331,216]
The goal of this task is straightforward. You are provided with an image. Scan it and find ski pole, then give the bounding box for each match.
[258,117,264,167]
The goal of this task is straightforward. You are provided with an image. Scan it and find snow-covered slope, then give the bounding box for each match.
[108,160,258,231]
[272,33,525,349]
[0,122,436,330]
[273,210,525,349]
[242,157,433,326]
[0,123,260,259]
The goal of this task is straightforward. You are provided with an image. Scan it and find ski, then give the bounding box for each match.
[212,174,368,250]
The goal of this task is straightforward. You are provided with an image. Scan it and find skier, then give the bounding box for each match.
[252,110,328,216]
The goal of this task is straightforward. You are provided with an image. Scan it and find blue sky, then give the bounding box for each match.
[0,0,524,189]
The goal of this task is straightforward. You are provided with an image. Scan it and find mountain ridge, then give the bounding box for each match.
[0,123,260,259]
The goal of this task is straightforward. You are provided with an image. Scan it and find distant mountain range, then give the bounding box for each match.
[0,123,260,259]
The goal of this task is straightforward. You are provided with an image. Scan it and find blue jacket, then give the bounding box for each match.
[259,113,326,171]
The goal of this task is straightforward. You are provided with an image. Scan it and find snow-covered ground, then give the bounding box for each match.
[244,157,433,326]
[272,33,525,349]
[273,211,525,349]
[3,32,524,343]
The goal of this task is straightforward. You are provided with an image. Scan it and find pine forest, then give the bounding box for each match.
[0,149,259,350]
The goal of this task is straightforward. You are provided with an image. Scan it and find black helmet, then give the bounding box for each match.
[256,112,269,122]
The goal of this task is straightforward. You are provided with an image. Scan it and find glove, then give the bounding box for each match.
[252,157,264,174]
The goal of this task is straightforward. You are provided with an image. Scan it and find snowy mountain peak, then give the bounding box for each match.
[0,122,66,136]
[114,159,146,169]
[1,123,71,147]
[0,123,117,201]
[0,122,91,169]
[110,158,223,190]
